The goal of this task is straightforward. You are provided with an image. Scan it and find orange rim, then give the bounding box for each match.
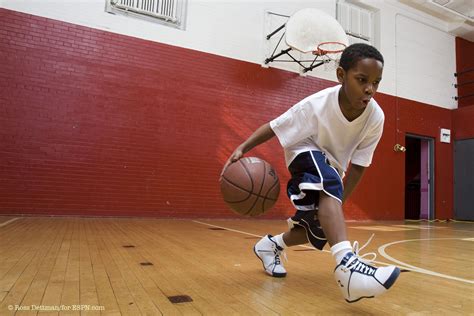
[313,41,346,55]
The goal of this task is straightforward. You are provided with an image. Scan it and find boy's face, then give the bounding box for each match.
[337,58,383,110]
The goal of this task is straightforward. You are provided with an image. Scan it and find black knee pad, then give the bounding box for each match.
[287,210,327,250]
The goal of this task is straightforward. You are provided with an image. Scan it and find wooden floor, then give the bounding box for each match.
[0,217,473,315]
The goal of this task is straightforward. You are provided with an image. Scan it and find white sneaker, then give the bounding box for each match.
[334,238,400,303]
[253,235,287,277]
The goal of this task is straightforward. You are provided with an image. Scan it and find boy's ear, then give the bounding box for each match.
[336,66,345,84]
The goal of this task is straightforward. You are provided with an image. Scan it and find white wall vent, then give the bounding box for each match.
[336,1,375,45]
[106,0,187,29]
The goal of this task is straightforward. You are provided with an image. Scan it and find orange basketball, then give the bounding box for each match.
[220,157,280,216]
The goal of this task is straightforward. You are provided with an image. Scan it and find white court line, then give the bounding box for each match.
[379,238,474,285]
[0,217,20,227]
[192,220,397,267]
[197,221,474,284]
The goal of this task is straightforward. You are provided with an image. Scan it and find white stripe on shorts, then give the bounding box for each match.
[290,190,316,211]
[309,151,342,204]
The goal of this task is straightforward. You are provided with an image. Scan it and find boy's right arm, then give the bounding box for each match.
[221,122,275,176]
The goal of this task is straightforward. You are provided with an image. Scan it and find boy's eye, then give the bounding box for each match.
[357,78,366,83]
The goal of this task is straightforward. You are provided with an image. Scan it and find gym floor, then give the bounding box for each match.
[0,216,472,315]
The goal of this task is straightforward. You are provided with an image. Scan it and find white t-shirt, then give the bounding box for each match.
[270,85,384,175]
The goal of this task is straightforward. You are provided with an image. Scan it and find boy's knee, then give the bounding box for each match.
[320,191,331,199]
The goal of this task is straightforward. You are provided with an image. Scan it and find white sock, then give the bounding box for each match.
[273,233,287,249]
[331,241,352,264]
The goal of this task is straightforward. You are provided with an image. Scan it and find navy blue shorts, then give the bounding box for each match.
[287,151,343,211]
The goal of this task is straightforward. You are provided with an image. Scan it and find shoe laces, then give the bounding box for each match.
[343,234,377,272]
[273,245,288,266]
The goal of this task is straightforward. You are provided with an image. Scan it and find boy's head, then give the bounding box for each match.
[339,43,384,71]
[336,43,384,111]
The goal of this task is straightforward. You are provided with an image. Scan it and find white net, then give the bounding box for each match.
[323,56,341,71]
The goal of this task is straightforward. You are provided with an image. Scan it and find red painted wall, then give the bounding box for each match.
[453,106,474,140]
[453,37,474,140]
[455,37,474,108]
[0,9,454,219]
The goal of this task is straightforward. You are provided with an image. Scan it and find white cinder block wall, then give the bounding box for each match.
[1,0,458,109]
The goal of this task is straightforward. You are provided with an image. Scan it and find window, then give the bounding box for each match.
[336,1,374,45]
[106,0,187,29]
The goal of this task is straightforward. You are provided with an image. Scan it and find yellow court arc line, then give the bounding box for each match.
[378,238,474,285]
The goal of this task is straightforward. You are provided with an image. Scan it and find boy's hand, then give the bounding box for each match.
[219,122,275,179]
[220,148,244,178]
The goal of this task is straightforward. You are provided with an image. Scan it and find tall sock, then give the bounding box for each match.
[273,233,287,249]
[331,241,352,264]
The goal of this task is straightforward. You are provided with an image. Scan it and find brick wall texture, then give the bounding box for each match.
[0,9,459,219]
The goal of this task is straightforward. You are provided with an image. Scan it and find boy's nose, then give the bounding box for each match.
[365,84,374,95]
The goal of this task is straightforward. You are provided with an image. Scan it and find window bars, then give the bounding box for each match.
[107,0,187,29]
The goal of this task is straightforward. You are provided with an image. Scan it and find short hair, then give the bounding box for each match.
[339,43,384,71]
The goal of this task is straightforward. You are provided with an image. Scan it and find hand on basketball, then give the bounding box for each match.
[220,156,280,216]
[220,148,244,178]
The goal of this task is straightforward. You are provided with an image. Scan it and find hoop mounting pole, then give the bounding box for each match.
[265,48,292,64]
[266,23,285,40]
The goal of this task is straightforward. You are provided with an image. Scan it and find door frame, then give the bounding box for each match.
[405,134,435,220]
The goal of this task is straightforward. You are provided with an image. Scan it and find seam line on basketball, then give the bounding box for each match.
[263,170,280,210]
[221,169,278,201]
[239,159,254,192]
[240,159,260,215]
[247,160,267,215]
[221,176,253,202]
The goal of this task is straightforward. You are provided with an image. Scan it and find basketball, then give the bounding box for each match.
[220,157,280,216]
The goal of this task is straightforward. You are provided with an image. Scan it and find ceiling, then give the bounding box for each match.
[432,0,473,21]
[398,0,474,41]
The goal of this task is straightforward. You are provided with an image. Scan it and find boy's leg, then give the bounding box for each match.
[317,191,347,246]
[315,192,401,303]
[254,226,309,278]
[282,226,307,246]
[279,192,347,258]
[255,209,324,278]
[283,207,327,250]
[255,190,327,277]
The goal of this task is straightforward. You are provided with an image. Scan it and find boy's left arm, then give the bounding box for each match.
[342,164,366,204]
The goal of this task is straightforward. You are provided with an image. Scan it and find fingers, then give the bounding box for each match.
[220,161,231,178]
[220,158,234,178]
[220,152,243,178]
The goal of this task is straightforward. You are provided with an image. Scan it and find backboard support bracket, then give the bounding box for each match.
[264,23,329,73]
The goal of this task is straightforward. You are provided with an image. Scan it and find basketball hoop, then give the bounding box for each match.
[312,41,346,71]
[313,41,346,56]
[264,8,349,73]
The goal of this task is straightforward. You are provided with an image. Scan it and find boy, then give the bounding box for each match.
[222,43,400,303]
